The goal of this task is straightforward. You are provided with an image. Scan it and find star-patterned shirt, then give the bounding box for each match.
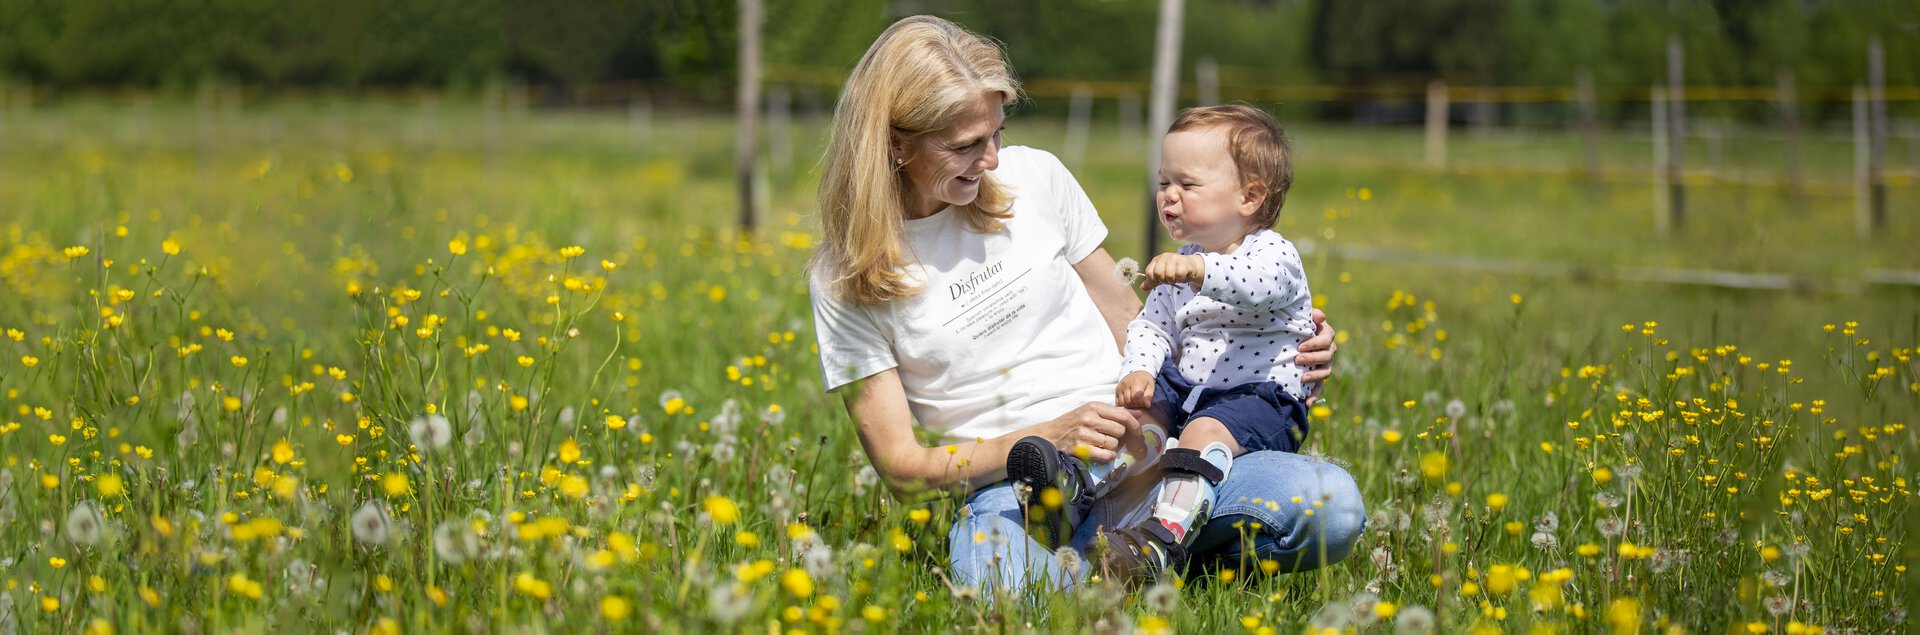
[1120,228,1317,401]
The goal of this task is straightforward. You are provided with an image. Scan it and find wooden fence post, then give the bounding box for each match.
[1425,80,1449,170]
[1666,36,1687,232]
[1196,57,1219,106]
[735,0,763,233]
[1776,69,1803,201]
[1652,86,1670,239]
[1064,84,1093,170]
[1145,0,1186,257]
[1576,69,1601,184]
[629,91,653,152]
[1868,38,1888,232]
[1855,85,1872,240]
[768,84,792,177]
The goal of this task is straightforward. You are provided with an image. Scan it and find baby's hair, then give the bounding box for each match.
[1168,104,1293,228]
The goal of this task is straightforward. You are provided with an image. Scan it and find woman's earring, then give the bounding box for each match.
[893,157,904,167]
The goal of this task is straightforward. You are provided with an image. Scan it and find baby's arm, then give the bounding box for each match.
[1118,285,1179,404]
[1198,235,1308,312]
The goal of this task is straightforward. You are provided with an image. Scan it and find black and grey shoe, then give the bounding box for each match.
[1095,522,1189,582]
[1006,436,1095,546]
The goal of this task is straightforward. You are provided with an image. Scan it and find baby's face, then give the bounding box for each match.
[1156,127,1259,253]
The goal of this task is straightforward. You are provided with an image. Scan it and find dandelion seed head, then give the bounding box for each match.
[66,501,105,545]
[408,414,452,450]
[1113,257,1142,283]
[352,502,391,546]
[1143,582,1178,613]
[1395,605,1437,634]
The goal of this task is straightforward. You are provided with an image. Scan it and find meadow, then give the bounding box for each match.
[0,97,1914,633]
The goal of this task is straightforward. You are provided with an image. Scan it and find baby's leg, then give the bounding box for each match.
[1174,417,1245,457]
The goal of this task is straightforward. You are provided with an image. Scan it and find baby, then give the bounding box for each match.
[1009,104,1317,578]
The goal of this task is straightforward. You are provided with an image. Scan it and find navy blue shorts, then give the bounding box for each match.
[1149,356,1310,453]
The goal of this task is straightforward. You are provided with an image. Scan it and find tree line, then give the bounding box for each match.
[1,0,1911,107]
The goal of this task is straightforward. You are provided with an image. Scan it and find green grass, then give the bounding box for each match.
[0,97,1912,633]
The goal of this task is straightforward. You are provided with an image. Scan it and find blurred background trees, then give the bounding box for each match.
[0,0,1911,114]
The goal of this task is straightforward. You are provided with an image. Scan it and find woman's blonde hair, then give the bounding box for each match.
[812,16,1022,305]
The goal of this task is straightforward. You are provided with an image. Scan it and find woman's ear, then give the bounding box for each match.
[888,132,912,164]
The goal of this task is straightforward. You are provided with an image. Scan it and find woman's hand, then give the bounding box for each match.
[1296,309,1337,404]
[1036,402,1138,464]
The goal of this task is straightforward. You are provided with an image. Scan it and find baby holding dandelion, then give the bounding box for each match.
[1007,104,1319,579]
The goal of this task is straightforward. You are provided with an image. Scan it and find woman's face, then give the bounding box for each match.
[897,91,1004,219]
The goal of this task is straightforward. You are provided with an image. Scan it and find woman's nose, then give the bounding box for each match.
[976,137,1000,172]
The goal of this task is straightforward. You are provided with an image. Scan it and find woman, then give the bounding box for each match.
[808,15,1364,595]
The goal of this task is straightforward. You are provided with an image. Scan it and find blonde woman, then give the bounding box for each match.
[809,16,1363,595]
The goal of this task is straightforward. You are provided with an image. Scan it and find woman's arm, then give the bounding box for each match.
[1072,247,1144,352]
[845,368,1138,495]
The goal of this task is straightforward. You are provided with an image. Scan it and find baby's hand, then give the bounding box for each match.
[1116,371,1156,410]
[1142,253,1204,291]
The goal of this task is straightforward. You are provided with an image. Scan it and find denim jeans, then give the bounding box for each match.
[947,450,1366,595]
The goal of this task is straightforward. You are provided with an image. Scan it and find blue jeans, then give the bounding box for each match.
[947,450,1365,595]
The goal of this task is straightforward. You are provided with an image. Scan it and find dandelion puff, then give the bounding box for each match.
[1113,257,1142,284]
[464,418,486,448]
[271,407,288,427]
[0,592,14,635]
[1596,517,1624,538]
[1761,569,1789,587]
[1763,595,1789,617]
[1309,600,1353,633]
[1142,582,1178,614]
[713,399,742,436]
[765,464,792,488]
[659,390,683,410]
[1530,531,1558,551]
[1444,399,1466,419]
[853,465,877,495]
[558,406,575,427]
[409,414,452,451]
[708,583,750,624]
[711,441,737,463]
[760,406,785,426]
[1534,512,1560,533]
[351,502,391,546]
[1594,490,1624,509]
[176,420,199,449]
[175,391,196,422]
[432,521,474,564]
[1616,462,1643,480]
[1348,592,1381,627]
[626,415,645,434]
[1369,545,1392,569]
[1395,605,1437,634]
[1784,542,1808,560]
[802,541,835,578]
[1054,546,1084,579]
[65,501,105,545]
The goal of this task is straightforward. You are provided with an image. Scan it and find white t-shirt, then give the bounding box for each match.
[1119,228,1316,401]
[810,146,1120,445]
